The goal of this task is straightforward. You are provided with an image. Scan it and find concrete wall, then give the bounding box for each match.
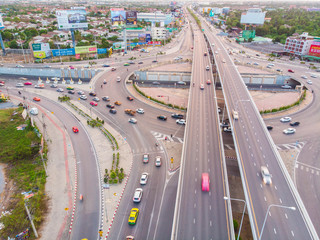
[0,67,98,80]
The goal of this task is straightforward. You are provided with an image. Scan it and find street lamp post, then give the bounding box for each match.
[224,196,246,240]
[259,204,296,240]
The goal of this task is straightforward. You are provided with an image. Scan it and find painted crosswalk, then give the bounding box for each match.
[276,142,306,151]
[151,131,184,143]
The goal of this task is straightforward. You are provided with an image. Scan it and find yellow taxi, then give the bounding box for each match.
[128,208,139,225]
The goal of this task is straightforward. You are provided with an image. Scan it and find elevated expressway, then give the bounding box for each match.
[171,12,233,240]
[201,13,318,240]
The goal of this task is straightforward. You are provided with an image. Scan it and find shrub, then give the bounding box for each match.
[113,179,118,184]
[233,219,239,232]
[110,171,116,179]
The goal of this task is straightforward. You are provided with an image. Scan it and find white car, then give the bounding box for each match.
[261,166,272,185]
[307,80,313,85]
[16,83,24,87]
[280,117,292,122]
[155,156,161,167]
[301,75,308,79]
[129,118,137,124]
[133,188,143,203]
[140,172,149,185]
[78,91,84,95]
[222,59,226,63]
[29,107,38,115]
[143,154,149,163]
[80,95,87,100]
[283,128,296,134]
[16,64,24,68]
[200,84,204,90]
[268,63,274,66]
[310,74,317,78]
[136,108,144,114]
[50,84,58,88]
[176,119,186,125]
[92,97,100,102]
[57,88,64,92]
[116,76,121,82]
[281,85,292,89]
[223,127,232,132]
[205,65,210,71]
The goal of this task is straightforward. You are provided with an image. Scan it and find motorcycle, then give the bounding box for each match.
[79,194,83,201]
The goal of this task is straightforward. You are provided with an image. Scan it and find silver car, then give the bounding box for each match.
[283,128,296,134]
[261,166,272,185]
[140,172,149,185]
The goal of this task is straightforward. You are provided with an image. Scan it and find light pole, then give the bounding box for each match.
[224,196,246,240]
[259,204,296,240]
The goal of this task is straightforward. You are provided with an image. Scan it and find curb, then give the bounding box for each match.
[105,152,134,239]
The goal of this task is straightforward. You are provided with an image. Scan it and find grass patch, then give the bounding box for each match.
[0,107,47,239]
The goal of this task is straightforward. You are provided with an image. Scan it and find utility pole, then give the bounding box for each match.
[24,200,38,238]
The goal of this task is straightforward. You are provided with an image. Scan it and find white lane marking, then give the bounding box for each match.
[194,218,196,224]
[195,190,197,194]
[208,168,210,172]
[225,144,233,150]
[311,169,314,174]
[254,162,256,166]
[194,203,196,208]
[195,178,197,182]
[275,186,277,190]
[208,159,209,162]
[257,139,260,142]
[285,213,288,219]
[210,205,212,211]
[249,145,251,149]
[210,221,212,226]
[246,138,249,142]
[291,230,294,237]
[196,167,197,171]
[269,212,272,217]
[263,155,266,159]
[301,165,304,170]
[279,198,282,204]
[251,153,253,157]
[257,173,259,177]
[209,191,211,196]
[264,196,267,201]
[274,228,277,235]
[244,131,247,135]
[306,167,309,172]
[260,184,262,189]
[260,146,262,150]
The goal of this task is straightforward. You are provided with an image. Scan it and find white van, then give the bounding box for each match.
[116,76,121,82]
[232,110,239,120]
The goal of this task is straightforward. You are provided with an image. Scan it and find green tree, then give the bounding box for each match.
[9,40,19,49]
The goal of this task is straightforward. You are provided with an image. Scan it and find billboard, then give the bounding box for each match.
[146,34,151,43]
[75,45,97,54]
[0,14,4,30]
[242,30,256,40]
[32,43,51,59]
[309,41,320,58]
[139,34,146,43]
[52,48,75,56]
[56,9,88,30]
[111,8,126,26]
[126,11,137,25]
[112,42,125,50]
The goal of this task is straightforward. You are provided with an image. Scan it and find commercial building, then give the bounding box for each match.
[284,32,315,56]
[151,27,169,40]
[119,27,148,41]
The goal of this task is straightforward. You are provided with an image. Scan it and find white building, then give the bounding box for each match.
[284,32,315,56]
[137,12,173,25]
[151,27,169,40]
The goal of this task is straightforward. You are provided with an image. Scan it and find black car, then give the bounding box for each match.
[152,60,158,63]
[89,92,97,96]
[157,115,167,121]
[138,62,143,64]
[171,113,184,119]
[102,64,110,67]
[290,121,300,127]
[127,96,134,101]
[109,109,117,114]
[68,90,75,94]
[106,104,115,109]
[267,125,273,130]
